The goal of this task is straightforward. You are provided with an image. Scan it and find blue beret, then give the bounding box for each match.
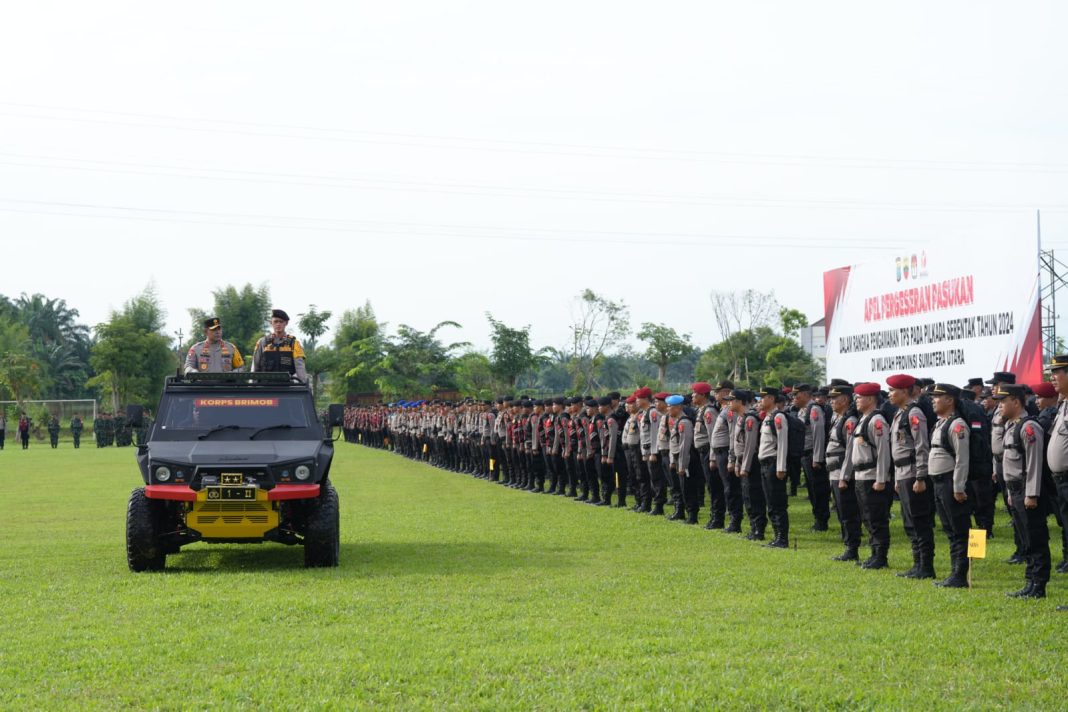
[665,395,684,406]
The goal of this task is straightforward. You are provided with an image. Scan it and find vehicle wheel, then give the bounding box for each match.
[303,482,340,568]
[127,487,166,572]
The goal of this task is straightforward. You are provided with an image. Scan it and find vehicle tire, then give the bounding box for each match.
[303,482,340,568]
[127,487,166,572]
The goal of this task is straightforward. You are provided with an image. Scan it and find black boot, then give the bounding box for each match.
[764,532,788,548]
[833,547,859,562]
[685,509,699,525]
[667,503,685,521]
[649,502,665,516]
[897,551,921,578]
[1056,560,1068,574]
[1006,581,1035,598]
[862,549,888,570]
[746,528,766,541]
[1005,552,1025,565]
[936,556,969,588]
[615,493,627,508]
[637,498,652,514]
[723,516,742,534]
[1022,581,1047,599]
[915,553,936,580]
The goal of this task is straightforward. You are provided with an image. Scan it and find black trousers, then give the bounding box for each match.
[741,465,767,533]
[614,446,629,499]
[855,480,891,558]
[934,475,974,564]
[714,448,742,522]
[803,452,831,526]
[680,450,705,514]
[787,455,802,494]
[20,432,29,449]
[969,476,995,534]
[897,476,936,562]
[600,457,617,501]
[649,453,668,505]
[664,453,681,505]
[832,477,862,549]
[1006,484,1051,585]
[760,459,789,538]
[1051,475,1068,560]
[72,431,81,448]
[585,457,601,500]
[698,446,725,521]
[624,446,643,501]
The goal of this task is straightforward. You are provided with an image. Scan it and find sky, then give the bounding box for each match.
[2,1,1067,354]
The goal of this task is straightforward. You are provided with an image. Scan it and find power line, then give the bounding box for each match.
[2,103,1067,173]
[0,198,913,250]
[0,152,1063,215]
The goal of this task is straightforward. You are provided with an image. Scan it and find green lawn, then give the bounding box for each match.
[1,442,1064,710]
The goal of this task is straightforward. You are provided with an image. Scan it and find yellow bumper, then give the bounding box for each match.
[187,488,279,540]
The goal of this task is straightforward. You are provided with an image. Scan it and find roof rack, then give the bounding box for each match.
[165,372,307,389]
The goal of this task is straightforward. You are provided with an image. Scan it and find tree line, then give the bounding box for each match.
[0,284,823,412]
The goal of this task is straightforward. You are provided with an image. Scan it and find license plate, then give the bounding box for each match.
[206,486,256,501]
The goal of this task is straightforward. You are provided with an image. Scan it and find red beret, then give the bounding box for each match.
[653,392,670,401]
[886,374,916,390]
[634,387,653,399]
[782,386,793,394]
[854,382,881,397]
[625,395,637,404]
[691,382,712,395]
[1032,382,1057,399]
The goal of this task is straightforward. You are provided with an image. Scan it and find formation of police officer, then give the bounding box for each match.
[344,359,1068,606]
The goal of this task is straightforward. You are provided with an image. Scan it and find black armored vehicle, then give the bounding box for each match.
[125,372,344,571]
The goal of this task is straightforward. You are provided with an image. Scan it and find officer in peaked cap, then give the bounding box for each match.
[184,317,245,374]
[252,309,307,382]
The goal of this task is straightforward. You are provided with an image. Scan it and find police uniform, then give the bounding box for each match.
[667,395,703,524]
[47,417,60,448]
[1046,356,1068,594]
[796,384,831,531]
[928,384,973,589]
[184,318,245,374]
[710,381,742,532]
[252,309,306,380]
[827,385,861,560]
[848,382,892,569]
[997,384,1050,598]
[731,390,767,540]
[757,387,790,548]
[692,382,726,529]
[887,374,935,579]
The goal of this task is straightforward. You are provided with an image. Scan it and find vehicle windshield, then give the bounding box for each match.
[157,393,313,436]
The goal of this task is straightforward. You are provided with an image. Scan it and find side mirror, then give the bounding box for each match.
[127,405,145,429]
[327,404,344,428]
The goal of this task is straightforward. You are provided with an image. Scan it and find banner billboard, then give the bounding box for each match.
[823,238,1043,386]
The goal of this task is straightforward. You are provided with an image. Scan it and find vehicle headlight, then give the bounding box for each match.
[156,466,172,482]
[295,465,311,481]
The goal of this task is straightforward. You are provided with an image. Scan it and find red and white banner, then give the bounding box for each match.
[824,238,1043,386]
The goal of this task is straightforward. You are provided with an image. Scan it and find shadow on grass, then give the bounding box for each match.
[165,540,576,577]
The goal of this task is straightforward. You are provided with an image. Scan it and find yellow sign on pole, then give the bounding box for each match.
[422,443,428,454]
[968,529,987,559]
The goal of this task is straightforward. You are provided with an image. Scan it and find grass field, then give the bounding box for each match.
[1,442,1065,710]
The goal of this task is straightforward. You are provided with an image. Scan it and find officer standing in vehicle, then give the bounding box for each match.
[184,317,245,374]
[252,309,307,382]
